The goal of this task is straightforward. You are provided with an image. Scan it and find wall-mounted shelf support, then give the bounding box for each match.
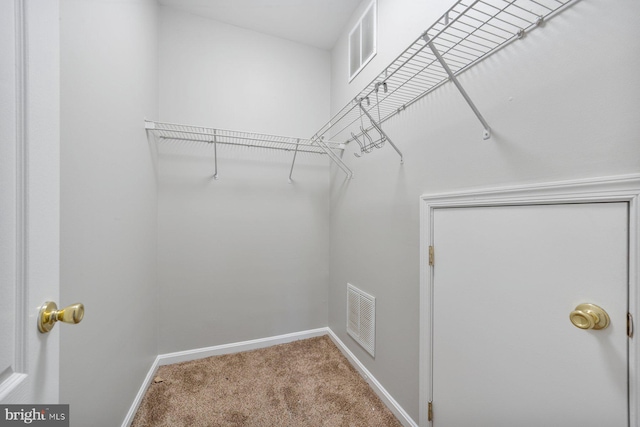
[358,100,404,163]
[423,34,491,140]
[288,139,300,183]
[213,128,218,179]
[311,135,354,179]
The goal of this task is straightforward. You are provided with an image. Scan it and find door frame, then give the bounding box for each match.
[419,174,640,426]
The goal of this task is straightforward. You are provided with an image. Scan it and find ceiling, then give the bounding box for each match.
[158,0,363,50]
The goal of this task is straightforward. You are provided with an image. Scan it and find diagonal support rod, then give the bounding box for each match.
[358,101,404,163]
[288,139,300,183]
[423,34,491,140]
[312,135,354,179]
[213,129,219,179]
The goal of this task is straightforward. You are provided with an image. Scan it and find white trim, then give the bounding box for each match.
[122,327,418,427]
[419,173,640,427]
[157,328,328,366]
[120,356,160,427]
[327,329,418,427]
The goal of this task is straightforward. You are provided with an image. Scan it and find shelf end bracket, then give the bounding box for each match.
[423,34,491,140]
[212,129,218,180]
[288,139,300,183]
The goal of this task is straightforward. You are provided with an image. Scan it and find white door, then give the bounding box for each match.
[431,202,629,426]
[0,0,60,404]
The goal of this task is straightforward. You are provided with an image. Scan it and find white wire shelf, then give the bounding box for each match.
[313,0,576,173]
[145,120,346,181]
[145,120,345,154]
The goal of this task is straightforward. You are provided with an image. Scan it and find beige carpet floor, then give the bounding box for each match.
[131,335,403,426]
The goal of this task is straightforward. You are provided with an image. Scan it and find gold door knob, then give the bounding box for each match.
[569,303,610,330]
[38,301,84,333]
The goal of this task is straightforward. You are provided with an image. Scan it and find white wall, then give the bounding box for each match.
[159,6,330,136]
[59,1,159,426]
[328,0,640,422]
[157,7,332,353]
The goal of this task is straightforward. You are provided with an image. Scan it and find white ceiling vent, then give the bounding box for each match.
[347,283,375,357]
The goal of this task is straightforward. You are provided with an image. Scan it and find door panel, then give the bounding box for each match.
[432,203,628,426]
[0,0,60,404]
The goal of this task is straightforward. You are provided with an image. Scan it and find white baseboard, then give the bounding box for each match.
[121,355,160,427]
[157,328,328,366]
[122,327,417,427]
[326,329,418,427]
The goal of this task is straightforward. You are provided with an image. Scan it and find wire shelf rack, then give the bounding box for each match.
[147,0,577,180]
[145,120,346,181]
[313,0,575,169]
[146,120,345,154]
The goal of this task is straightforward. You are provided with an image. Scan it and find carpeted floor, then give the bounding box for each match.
[131,335,403,426]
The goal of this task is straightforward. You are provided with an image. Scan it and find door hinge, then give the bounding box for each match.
[628,312,634,338]
[429,246,434,266]
[428,401,433,421]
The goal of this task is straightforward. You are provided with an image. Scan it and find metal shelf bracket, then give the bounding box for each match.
[311,135,354,179]
[423,34,491,140]
[288,138,300,183]
[212,128,218,180]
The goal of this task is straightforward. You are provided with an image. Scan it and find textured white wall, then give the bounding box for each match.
[59,0,159,425]
[157,7,332,353]
[328,0,640,422]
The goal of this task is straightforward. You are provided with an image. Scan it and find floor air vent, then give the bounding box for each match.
[347,283,375,357]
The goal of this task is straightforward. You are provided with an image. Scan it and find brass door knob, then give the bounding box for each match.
[38,301,84,333]
[569,303,610,330]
